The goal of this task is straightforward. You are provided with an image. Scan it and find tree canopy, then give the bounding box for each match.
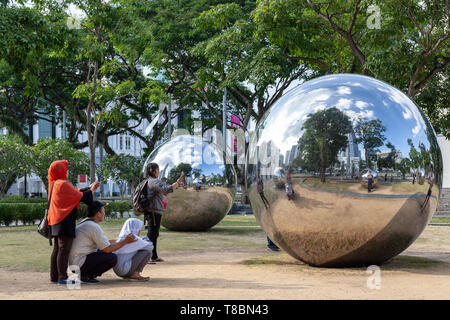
[296,107,352,182]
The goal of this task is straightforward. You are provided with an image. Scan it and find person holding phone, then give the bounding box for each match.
[144,162,183,263]
[47,160,100,285]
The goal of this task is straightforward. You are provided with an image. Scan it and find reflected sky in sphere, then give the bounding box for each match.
[144,135,228,181]
[256,74,431,159]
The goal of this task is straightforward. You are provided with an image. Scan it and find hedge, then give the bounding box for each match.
[0,196,48,204]
[0,201,133,226]
[0,203,46,226]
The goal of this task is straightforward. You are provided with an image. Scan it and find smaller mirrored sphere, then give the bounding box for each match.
[144,135,236,231]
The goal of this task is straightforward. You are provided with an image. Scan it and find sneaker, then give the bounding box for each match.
[81,277,100,284]
[57,279,76,285]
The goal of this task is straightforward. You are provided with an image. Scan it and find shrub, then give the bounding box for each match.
[0,203,46,226]
[0,196,47,204]
[104,203,114,218]
[0,204,18,226]
[116,201,131,218]
[78,203,88,220]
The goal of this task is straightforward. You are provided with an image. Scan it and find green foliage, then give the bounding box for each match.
[167,163,193,184]
[398,158,411,179]
[0,196,47,203]
[0,135,32,197]
[377,141,398,170]
[31,138,90,191]
[100,153,144,198]
[252,0,450,137]
[354,118,387,168]
[0,200,132,226]
[296,107,352,182]
[0,203,46,226]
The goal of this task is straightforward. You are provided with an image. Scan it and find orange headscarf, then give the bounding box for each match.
[47,160,84,226]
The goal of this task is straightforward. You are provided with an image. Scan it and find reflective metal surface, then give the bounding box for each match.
[144,135,236,231]
[246,74,442,267]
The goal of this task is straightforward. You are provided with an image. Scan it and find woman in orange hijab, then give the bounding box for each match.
[47,160,100,284]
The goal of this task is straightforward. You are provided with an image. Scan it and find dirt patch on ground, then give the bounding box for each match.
[0,226,449,300]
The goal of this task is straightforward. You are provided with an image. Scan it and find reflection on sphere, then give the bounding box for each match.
[144,135,236,231]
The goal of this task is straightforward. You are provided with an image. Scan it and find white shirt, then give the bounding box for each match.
[69,219,111,268]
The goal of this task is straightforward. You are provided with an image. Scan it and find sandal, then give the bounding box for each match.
[124,275,150,281]
[151,258,164,262]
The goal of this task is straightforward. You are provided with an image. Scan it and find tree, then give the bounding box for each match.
[398,158,411,180]
[407,138,422,171]
[167,163,193,184]
[0,0,170,163]
[377,141,397,170]
[100,154,144,200]
[192,168,203,178]
[31,138,89,192]
[354,118,386,169]
[296,107,352,182]
[252,0,450,137]
[0,135,32,199]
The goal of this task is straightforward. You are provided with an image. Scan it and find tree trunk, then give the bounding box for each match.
[129,181,136,205]
[320,166,326,183]
[365,148,370,169]
[120,183,125,200]
[86,59,99,193]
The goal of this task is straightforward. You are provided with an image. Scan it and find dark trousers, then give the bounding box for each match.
[50,236,73,281]
[146,213,162,260]
[80,250,117,279]
[267,237,279,249]
[126,250,152,276]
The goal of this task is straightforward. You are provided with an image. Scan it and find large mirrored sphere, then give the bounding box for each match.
[144,135,236,231]
[246,74,442,267]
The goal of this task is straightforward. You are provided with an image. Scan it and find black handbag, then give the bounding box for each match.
[37,180,57,245]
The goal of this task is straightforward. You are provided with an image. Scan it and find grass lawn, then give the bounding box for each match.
[302,177,430,194]
[430,217,450,224]
[0,215,264,272]
[1,214,447,273]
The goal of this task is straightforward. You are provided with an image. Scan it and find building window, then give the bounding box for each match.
[126,136,131,150]
[119,136,123,150]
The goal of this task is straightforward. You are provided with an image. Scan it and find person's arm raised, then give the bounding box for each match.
[101,234,136,253]
[171,175,184,191]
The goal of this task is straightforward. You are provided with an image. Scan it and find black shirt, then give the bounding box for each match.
[50,189,93,238]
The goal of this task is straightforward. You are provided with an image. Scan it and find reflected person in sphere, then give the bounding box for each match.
[367,170,373,193]
[144,162,183,263]
[256,168,270,209]
[421,164,434,209]
[285,169,295,200]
